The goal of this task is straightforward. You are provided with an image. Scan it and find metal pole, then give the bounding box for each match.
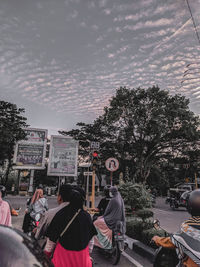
[91,170,95,209]
[17,170,21,195]
[110,171,113,186]
[195,173,198,189]
[86,167,90,208]
[28,170,34,193]
[58,176,61,193]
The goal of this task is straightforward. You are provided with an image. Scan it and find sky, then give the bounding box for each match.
[0,0,200,135]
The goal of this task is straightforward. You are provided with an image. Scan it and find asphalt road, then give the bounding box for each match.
[5,196,135,267]
[153,197,189,233]
[6,195,190,267]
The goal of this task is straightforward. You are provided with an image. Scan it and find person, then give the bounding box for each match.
[96,185,111,215]
[93,185,111,221]
[152,189,200,267]
[35,184,73,240]
[0,185,19,216]
[22,188,48,233]
[0,225,53,267]
[93,186,126,250]
[0,187,11,226]
[29,188,48,221]
[44,187,97,267]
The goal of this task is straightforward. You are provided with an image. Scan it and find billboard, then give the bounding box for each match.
[13,128,48,169]
[47,135,78,176]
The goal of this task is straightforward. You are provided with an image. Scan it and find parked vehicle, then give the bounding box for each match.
[166,183,198,210]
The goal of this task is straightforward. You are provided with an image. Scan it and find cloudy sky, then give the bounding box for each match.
[0,0,200,134]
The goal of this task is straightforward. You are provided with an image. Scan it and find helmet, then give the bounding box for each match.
[0,225,53,267]
[187,189,200,216]
[0,185,6,198]
[104,185,111,198]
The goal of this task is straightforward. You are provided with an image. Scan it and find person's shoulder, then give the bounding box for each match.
[2,200,10,208]
[53,203,70,217]
[81,210,93,221]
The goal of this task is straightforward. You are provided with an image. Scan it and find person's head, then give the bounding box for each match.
[109,186,118,198]
[187,189,200,216]
[0,225,53,267]
[57,184,73,204]
[104,185,111,198]
[31,189,43,204]
[72,185,86,200]
[69,187,85,210]
[37,184,43,190]
[0,185,6,198]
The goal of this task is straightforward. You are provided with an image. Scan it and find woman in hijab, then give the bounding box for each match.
[44,187,97,267]
[0,187,11,226]
[93,186,126,250]
[29,188,48,221]
[22,188,48,233]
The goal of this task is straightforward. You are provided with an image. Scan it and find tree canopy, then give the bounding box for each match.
[60,86,200,184]
[0,101,28,184]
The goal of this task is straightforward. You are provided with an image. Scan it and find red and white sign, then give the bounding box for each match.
[105,158,119,172]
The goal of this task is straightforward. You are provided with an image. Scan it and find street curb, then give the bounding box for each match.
[125,235,155,263]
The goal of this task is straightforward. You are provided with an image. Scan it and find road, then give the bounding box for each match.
[6,195,190,267]
[153,197,189,233]
[5,196,135,267]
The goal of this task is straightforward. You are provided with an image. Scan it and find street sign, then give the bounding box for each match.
[84,172,93,176]
[105,158,119,172]
[90,141,100,150]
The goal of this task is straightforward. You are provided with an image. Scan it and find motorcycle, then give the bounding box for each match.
[151,219,179,267]
[96,221,126,265]
[27,215,40,237]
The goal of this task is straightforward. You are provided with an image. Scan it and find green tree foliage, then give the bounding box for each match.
[119,182,152,210]
[60,86,200,184]
[0,101,28,185]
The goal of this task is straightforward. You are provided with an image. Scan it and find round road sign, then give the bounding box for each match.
[105,158,119,172]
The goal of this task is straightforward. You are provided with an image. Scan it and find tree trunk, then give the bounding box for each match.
[3,158,12,186]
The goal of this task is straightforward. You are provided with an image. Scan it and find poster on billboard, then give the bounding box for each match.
[47,135,78,176]
[13,128,48,169]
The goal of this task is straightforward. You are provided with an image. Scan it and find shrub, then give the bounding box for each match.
[126,219,143,240]
[141,228,167,246]
[135,209,154,221]
[119,182,152,211]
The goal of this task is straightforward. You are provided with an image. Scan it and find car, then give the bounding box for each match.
[166,183,199,210]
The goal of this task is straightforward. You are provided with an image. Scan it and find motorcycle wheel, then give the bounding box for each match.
[153,247,179,267]
[110,240,121,265]
[170,202,176,210]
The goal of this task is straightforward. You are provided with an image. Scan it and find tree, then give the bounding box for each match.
[60,86,200,184]
[0,101,28,185]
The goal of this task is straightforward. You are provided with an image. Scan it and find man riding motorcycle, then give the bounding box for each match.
[93,185,111,221]
[152,189,200,266]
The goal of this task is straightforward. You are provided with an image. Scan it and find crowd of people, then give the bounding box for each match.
[2,183,200,266]
[0,184,125,267]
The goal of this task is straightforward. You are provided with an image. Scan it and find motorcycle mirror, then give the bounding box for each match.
[153,219,160,229]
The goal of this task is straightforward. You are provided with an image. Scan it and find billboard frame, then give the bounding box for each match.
[13,127,48,170]
[47,135,78,177]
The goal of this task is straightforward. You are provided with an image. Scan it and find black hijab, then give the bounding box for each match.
[46,189,97,251]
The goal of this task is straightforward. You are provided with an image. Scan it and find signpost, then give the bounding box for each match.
[90,142,100,150]
[13,128,48,193]
[13,128,48,170]
[47,136,78,176]
[105,157,119,185]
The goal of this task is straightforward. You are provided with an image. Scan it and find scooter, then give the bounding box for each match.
[152,219,179,267]
[97,221,126,265]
